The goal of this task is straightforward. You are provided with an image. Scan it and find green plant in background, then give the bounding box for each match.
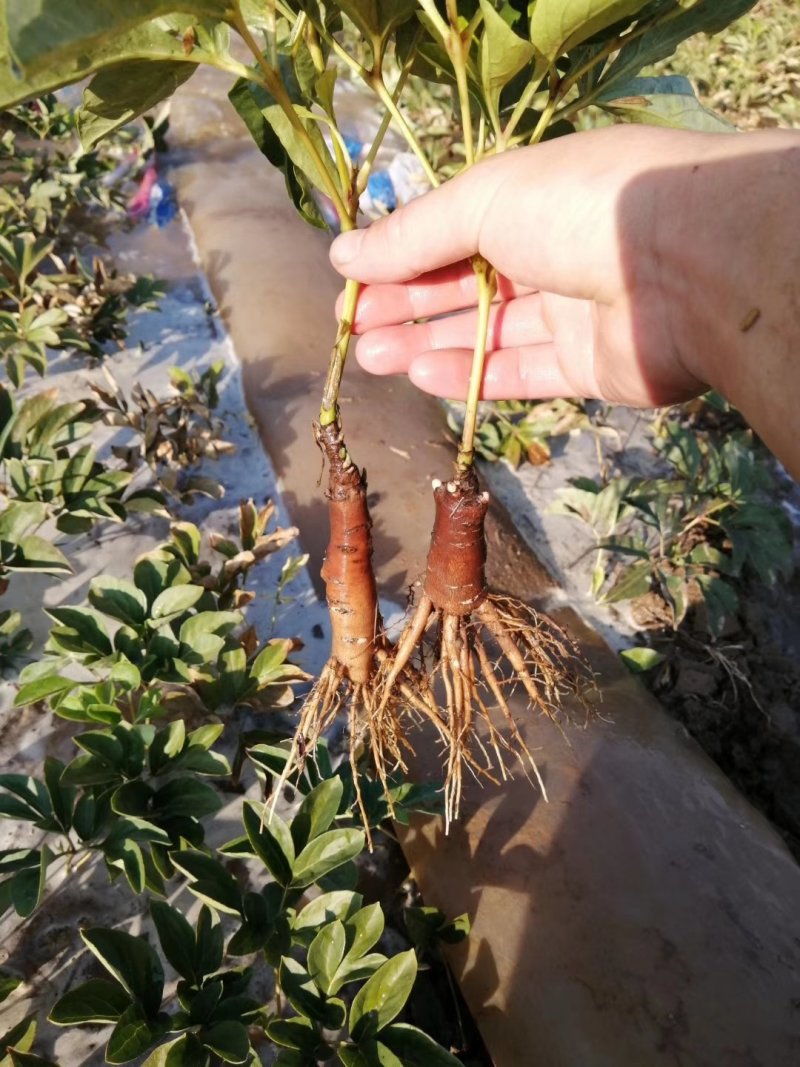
[555,417,793,638]
[454,398,603,469]
[0,93,164,383]
[0,382,166,531]
[16,517,307,720]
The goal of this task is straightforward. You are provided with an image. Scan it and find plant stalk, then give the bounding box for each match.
[457,255,497,471]
[369,75,440,187]
[320,277,361,426]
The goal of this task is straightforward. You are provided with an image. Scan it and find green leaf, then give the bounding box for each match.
[0,970,21,1005]
[249,639,292,684]
[307,920,346,996]
[330,953,387,991]
[696,574,738,640]
[150,902,196,983]
[663,572,690,628]
[380,1023,463,1066]
[79,58,198,148]
[6,534,70,574]
[266,1016,319,1052]
[601,559,654,603]
[49,978,131,1025]
[152,778,221,820]
[349,950,417,1042]
[334,0,416,46]
[292,891,363,943]
[10,845,49,917]
[80,928,164,1016]
[46,607,112,656]
[0,774,50,820]
[8,1050,60,1067]
[279,958,346,1030]
[5,0,229,74]
[619,646,665,673]
[479,0,536,111]
[106,1002,158,1065]
[291,828,364,889]
[227,77,327,231]
[0,1013,36,1057]
[43,756,73,831]
[201,1021,250,1064]
[598,75,733,132]
[179,611,241,648]
[0,501,46,541]
[343,903,384,962]
[88,577,148,627]
[150,584,204,622]
[242,802,294,887]
[169,851,241,915]
[290,777,342,852]
[141,1035,195,1067]
[530,0,646,60]
[194,905,224,979]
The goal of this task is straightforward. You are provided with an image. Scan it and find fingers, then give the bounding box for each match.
[337,262,531,332]
[354,293,551,375]
[405,345,586,402]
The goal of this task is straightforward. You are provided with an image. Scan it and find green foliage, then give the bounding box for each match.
[16,518,307,718]
[555,415,793,637]
[0,0,759,237]
[457,398,597,469]
[0,106,163,382]
[33,760,461,1066]
[0,500,71,585]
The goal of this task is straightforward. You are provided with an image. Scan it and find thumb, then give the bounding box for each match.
[329,161,498,284]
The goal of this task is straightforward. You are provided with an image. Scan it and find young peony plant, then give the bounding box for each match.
[0,0,758,823]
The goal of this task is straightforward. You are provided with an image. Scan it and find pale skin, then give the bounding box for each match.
[329,125,800,479]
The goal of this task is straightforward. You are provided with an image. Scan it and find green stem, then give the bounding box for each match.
[527,91,559,146]
[320,277,361,426]
[356,66,411,196]
[369,75,440,187]
[231,2,350,221]
[457,255,497,471]
[416,0,451,41]
[501,61,548,148]
[445,1,475,166]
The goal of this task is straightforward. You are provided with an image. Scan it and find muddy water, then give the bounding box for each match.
[168,69,800,1067]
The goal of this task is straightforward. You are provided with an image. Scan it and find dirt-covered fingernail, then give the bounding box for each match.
[330,229,364,267]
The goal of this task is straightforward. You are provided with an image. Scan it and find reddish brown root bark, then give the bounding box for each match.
[276,424,422,843]
[379,470,595,826]
[317,422,379,686]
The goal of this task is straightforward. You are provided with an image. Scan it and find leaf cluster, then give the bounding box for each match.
[555,415,793,638]
[91,362,236,502]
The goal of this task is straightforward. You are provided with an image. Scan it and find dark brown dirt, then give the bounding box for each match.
[632,567,800,861]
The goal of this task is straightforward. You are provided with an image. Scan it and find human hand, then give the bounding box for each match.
[329,125,718,408]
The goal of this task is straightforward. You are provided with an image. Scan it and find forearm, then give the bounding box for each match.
[658,130,800,477]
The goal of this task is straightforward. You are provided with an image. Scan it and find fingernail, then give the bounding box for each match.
[331,229,364,267]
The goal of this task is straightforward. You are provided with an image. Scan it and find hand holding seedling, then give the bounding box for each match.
[333,124,800,477]
[3,0,782,823]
